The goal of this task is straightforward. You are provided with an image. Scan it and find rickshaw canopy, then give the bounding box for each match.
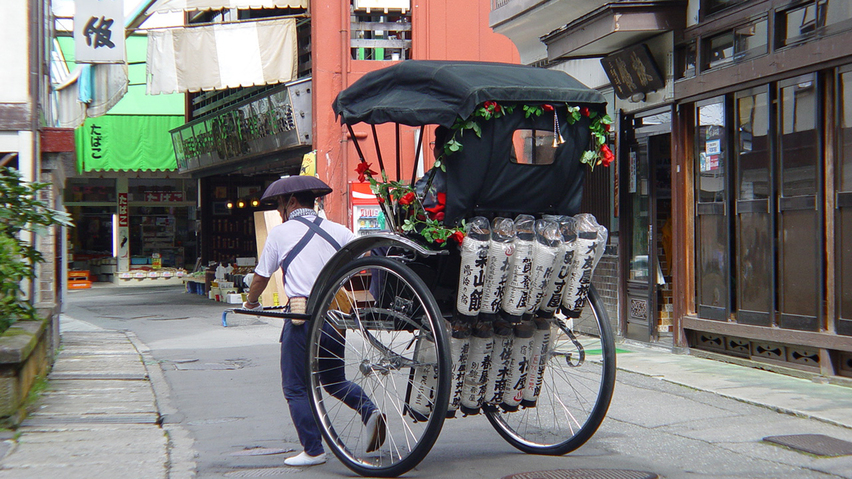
[333,60,607,128]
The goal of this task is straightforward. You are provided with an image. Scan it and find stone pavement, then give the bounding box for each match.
[0,318,195,479]
[1,317,851,478]
[616,341,852,431]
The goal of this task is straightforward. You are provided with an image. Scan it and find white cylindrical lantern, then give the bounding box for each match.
[480,218,515,321]
[526,219,562,317]
[447,321,471,418]
[407,335,438,422]
[459,322,494,415]
[500,215,535,323]
[562,214,608,318]
[537,217,578,318]
[521,317,552,407]
[456,217,491,319]
[500,320,536,411]
[481,319,514,409]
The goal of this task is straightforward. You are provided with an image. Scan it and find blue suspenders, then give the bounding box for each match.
[279,215,342,277]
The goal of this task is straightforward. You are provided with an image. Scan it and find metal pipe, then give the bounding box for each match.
[411,125,424,186]
[347,124,368,164]
[371,124,387,181]
[395,123,400,182]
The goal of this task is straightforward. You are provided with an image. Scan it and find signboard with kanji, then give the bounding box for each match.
[600,44,664,100]
[74,0,125,63]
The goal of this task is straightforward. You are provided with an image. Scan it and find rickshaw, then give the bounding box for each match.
[226,60,616,478]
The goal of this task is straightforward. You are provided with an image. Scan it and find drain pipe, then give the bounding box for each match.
[25,0,42,303]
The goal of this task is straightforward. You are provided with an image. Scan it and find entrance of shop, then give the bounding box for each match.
[621,108,673,342]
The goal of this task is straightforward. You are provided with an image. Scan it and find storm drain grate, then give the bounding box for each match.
[763,434,852,457]
[502,470,658,479]
[223,467,300,477]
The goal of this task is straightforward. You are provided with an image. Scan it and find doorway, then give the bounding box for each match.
[621,109,673,342]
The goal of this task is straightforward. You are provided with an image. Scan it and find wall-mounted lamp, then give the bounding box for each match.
[237,200,246,208]
[251,199,259,207]
[226,201,233,209]
[629,92,646,103]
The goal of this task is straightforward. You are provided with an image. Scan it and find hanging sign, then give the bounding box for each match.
[74,0,125,63]
[118,193,128,227]
[628,151,638,194]
[600,44,665,100]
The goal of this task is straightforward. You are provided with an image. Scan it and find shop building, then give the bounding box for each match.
[147,0,521,268]
[2,0,75,309]
[491,0,852,379]
[672,0,852,377]
[55,32,192,282]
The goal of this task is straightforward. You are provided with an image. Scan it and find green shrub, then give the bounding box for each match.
[0,167,73,334]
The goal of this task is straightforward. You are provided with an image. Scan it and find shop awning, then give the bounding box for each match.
[74,115,184,172]
[149,0,307,13]
[541,1,686,61]
[146,17,297,94]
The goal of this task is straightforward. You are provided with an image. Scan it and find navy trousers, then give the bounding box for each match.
[280,319,377,456]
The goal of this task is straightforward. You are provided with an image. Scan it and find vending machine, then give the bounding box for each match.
[350,182,384,236]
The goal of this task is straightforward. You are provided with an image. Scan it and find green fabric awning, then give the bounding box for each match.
[75,115,184,172]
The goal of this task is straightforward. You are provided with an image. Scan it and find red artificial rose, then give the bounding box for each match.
[377,196,385,204]
[434,238,445,244]
[425,203,444,213]
[580,107,590,117]
[603,123,611,132]
[484,101,501,113]
[449,231,465,244]
[398,191,416,206]
[434,211,445,221]
[542,104,554,112]
[355,162,377,183]
[599,144,615,167]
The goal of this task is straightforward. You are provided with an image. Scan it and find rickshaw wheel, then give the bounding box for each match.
[484,285,616,455]
[306,256,451,477]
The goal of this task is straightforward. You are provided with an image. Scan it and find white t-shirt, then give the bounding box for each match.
[254,214,354,298]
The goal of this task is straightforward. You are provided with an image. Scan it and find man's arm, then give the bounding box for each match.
[243,274,271,309]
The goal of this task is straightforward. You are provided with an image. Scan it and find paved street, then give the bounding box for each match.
[2,282,851,478]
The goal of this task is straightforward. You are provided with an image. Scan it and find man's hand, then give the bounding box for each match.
[242,301,263,311]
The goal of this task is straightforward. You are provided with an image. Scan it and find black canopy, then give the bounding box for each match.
[333,60,606,127]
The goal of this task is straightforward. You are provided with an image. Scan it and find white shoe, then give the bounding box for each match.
[365,411,386,453]
[284,451,326,466]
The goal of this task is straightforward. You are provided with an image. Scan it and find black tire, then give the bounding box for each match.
[306,256,451,477]
[484,285,616,455]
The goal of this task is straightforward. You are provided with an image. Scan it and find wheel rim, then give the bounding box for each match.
[485,287,615,454]
[308,258,449,476]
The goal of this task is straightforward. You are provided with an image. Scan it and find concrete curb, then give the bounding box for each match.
[126,331,197,479]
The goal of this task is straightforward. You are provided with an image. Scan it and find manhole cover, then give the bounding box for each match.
[230,447,293,456]
[224,467,299,477]
[764,434,852,457]
[502,470,658,479]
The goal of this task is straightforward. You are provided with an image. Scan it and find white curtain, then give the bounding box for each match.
[149,0,307,13]
[54,63,129,129]
[146,18,297,95]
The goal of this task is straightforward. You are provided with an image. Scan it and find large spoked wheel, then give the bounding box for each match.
[485,285,616,455]
[306,256,451,477]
